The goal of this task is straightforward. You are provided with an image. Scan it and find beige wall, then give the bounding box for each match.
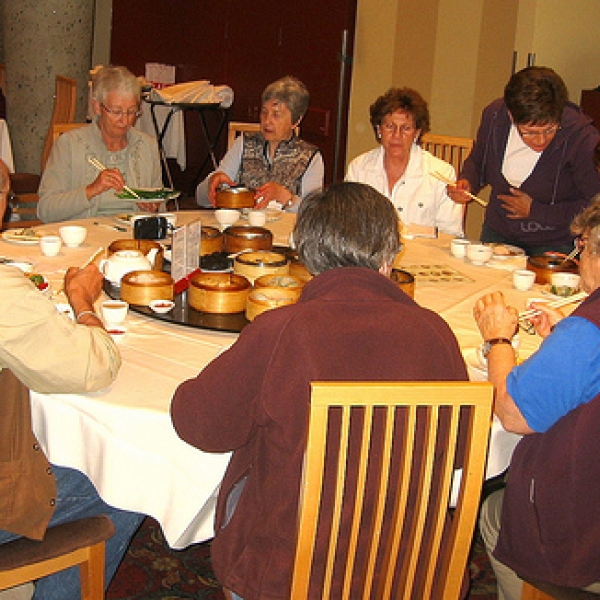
[346,0,600,237]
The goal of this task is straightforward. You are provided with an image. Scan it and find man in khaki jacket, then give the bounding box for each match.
[0,160,143,600]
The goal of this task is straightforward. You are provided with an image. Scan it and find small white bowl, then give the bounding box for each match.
[450,238,470,258]
[149,299,175,314]
[466,243,493,265]
[215,209,241,229]
[550,272,580,297]
[5,261,34,274]
[59,225,87,247]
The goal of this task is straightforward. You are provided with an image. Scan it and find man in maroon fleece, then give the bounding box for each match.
[171,182,468,599]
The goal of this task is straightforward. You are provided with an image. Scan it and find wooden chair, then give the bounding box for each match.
[10,74,77,191]
[0,514,115,600]
[41,75,78,170]
[290,380,493,599]
[420,133,474,176]
[51,121,86,146]
[227,121,300,150]
[522,581,600,599]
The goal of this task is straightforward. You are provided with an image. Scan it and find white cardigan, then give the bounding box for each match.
[345,144,464,236]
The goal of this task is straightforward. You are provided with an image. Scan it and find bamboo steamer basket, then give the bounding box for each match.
[108,239,164,270]
[254,274,305,298]
[223,226,273,254]
[215,185,255,209]
[233,250,289,284]
[200,226,223,256]
[527,253,579,285]
[390,268,415,299]
[120,270,174,305]
[246,286,300,321]
[188,272,251,314]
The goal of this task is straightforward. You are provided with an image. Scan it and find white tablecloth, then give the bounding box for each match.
[1,214,535,547]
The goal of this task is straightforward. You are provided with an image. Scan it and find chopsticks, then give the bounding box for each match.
[518,291,587,322]
[87,156,141,199]
[52,247,104,298]
[561,246,579,264]
[430,171,489,207]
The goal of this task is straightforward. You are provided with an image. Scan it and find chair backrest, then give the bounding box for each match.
[0,514,114,600]
[52,122,86,146]
[521,580,600,599]
[291,380,493,600]
[41,75,77,170]
[420,133,474,176]
[227,121,300,150]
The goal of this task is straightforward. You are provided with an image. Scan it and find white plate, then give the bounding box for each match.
[116,188,180,202]
[464,347,488,380]
[490,243,525,260]
[2,229,42,244]
[28,273,50,294]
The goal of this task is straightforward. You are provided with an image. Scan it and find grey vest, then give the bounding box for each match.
[238,133,319,195]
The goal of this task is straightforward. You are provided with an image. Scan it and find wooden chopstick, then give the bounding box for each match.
[518,290,587,321]
[87,156,141,199]
[430,171,489,207]
[52,247,104,298]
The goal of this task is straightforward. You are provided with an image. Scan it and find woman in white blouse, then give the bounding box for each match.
[345,87,463,236]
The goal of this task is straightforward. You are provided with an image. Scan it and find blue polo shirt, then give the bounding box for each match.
[507,316,600,432]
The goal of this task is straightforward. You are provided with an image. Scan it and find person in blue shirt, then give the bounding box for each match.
[473,193,600,599]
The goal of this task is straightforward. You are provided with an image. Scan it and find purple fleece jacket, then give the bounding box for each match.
[171,267,468,600]
[461,98,600,247]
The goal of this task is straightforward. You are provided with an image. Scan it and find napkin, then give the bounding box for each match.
[150,81,234,108]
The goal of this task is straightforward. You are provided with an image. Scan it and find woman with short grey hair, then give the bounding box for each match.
[38,65,162,222]
[196,76,324,212]
[295,182,401,275]
[92,65,142,105]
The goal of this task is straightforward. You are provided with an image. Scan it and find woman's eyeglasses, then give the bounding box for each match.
[517,124,560,139]
[380,122,416,136]
[100,103,141,119]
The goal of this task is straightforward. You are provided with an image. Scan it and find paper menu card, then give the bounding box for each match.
[171,218,201,285]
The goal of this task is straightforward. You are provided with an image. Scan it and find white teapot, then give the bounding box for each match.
[100,250,154,286]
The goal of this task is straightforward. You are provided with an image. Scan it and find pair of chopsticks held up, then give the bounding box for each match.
[52,247,104,298]
[87,156,140,199]
[430,171,488,207]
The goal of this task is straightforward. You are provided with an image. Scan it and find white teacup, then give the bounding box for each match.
[512,269,536,291]
[466,243,493,265]
[39,235,62,257]
[248,210,267,227]
[450,238,470,258]
[101,300,129,325]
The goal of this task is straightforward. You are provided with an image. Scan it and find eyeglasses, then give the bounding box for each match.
[100,103,141,119]
[517,124,561,139]
[381,122,416,136]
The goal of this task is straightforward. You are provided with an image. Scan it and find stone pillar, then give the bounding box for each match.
[1,1,94,173]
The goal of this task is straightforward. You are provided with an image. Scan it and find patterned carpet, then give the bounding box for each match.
[107,517,497,599]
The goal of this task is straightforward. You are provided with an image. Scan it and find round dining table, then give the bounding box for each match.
[0,210,550,548]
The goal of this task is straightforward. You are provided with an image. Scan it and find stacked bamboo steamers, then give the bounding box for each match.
[189,223,312,320]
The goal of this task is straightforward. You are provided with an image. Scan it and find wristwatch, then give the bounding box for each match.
[482,337,513,358]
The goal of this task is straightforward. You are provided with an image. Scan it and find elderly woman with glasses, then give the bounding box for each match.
[38,65,162,222]
[472,194,600,599]
[449,66,600,256]
[196,76,323,212]
[345,87,464,236]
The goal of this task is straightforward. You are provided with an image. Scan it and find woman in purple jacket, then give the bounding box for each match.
[450,66,600,256]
